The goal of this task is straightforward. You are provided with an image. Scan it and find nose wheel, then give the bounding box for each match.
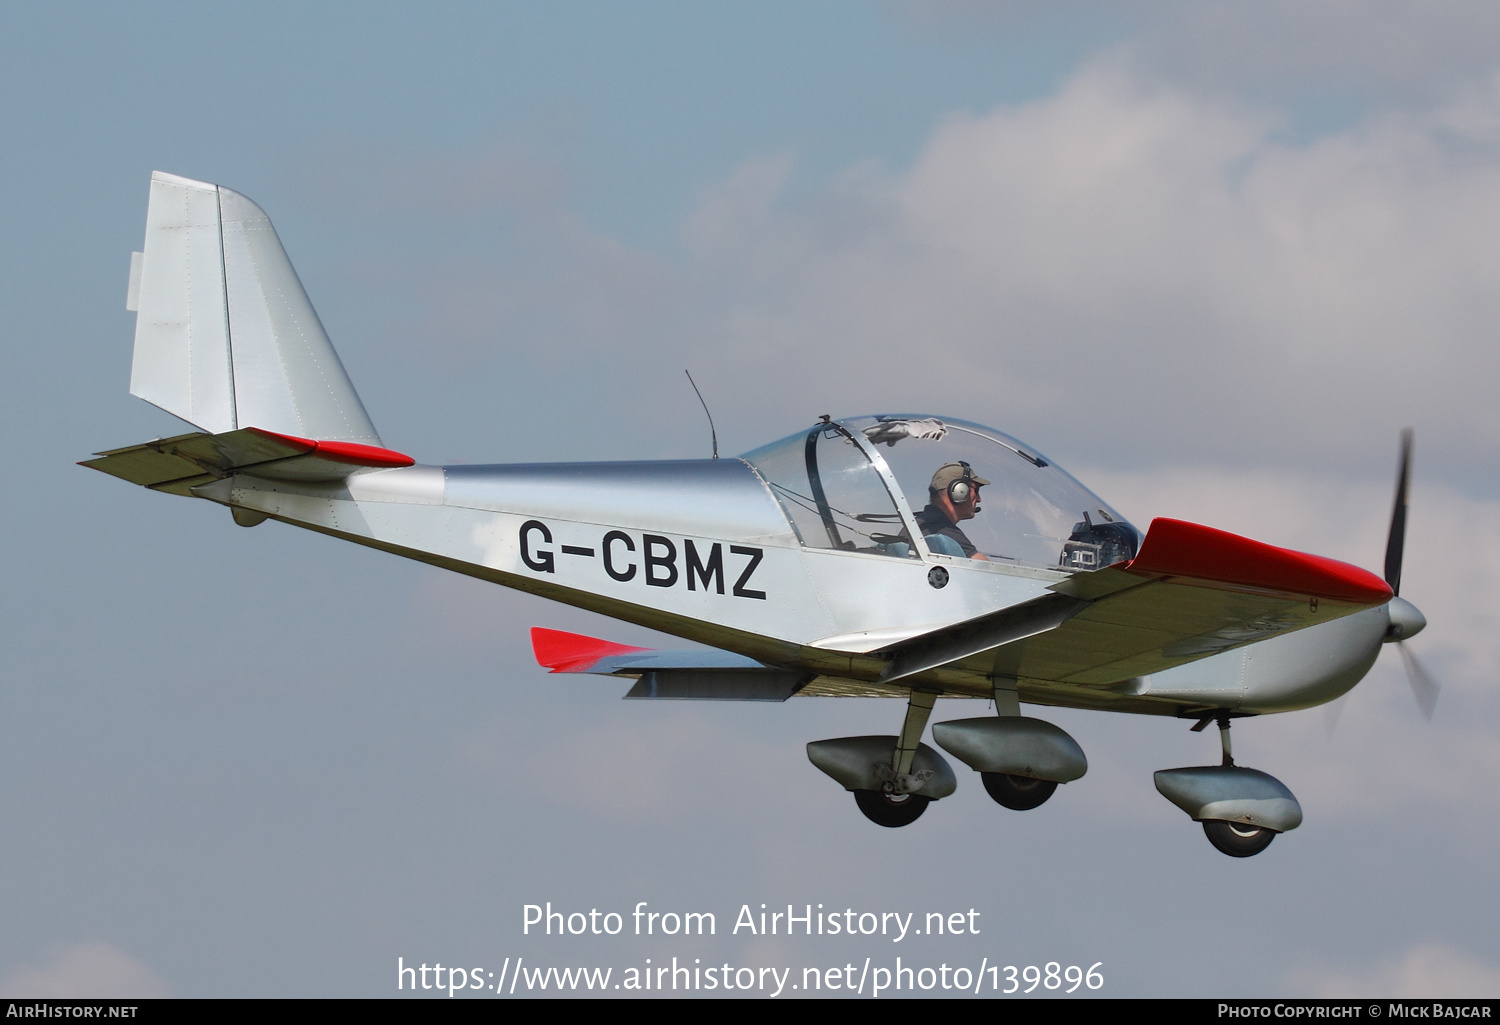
[1162,713,1293,858]
[981,772,1057,810]
[1203,819,1276,858]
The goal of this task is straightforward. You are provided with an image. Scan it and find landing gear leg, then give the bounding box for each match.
[1192,711,1236,765]
[853,690,938,828]
[892,689,937,779]
[1183,711,1280,858]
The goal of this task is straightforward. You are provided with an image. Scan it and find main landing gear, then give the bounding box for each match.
[854,790,931,828]
[931,685,1086,813]
[981,772,1058,810]
[1154,713,1302,858]
[853,691,941,828]
[807,685,1090,828]
[805,690,958,828]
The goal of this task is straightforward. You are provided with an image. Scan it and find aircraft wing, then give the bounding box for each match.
[531,627,812,701]
[879,518,1393,687]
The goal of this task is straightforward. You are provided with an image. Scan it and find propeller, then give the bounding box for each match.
[1381,428,1439,719]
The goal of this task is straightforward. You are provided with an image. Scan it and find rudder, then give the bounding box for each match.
[128,171,382,446]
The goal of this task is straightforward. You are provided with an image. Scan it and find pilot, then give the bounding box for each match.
[915,461,991,560]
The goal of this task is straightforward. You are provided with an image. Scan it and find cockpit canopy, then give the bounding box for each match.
[741,415,1141,572]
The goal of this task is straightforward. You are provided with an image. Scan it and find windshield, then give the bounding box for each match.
[740,422,918,559]
[847,415,1140,570]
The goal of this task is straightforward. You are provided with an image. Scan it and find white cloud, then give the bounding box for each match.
[901,2,1500,103]
[0,943,172,999]
[329,51,1500,485]
[654,59,1500,487]
[1292,942,1500,998]
[1126,2,1500,101]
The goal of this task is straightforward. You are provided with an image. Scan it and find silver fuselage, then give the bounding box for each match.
[192,458,1389,716]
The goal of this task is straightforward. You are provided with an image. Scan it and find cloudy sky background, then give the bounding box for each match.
[1,1,1497,997]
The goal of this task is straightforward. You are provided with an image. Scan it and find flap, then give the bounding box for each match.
[624,670,809,701]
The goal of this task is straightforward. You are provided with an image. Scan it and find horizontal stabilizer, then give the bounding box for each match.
[81,427,413,493]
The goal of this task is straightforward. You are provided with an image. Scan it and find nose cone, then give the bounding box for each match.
[1385,596,1427,641]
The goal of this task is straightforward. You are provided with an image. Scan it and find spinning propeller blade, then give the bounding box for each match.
[1380,428,1439,719]
[1398,644,1440,722]
[1384,428,1412,595]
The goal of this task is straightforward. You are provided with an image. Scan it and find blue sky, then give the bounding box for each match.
[2,1,1498,998]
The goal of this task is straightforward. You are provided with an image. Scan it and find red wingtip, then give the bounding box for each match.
[1123,518,1393,605]
[247,428,415,468]
[529,627,651,673]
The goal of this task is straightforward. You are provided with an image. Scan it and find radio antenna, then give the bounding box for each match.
[684,370,719,460]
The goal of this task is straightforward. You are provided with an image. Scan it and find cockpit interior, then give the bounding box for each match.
[741,415,1141,572]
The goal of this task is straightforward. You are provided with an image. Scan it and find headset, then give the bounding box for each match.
[948,461,978,507]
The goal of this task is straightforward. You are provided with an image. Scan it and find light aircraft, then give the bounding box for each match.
[85,172,1434,857]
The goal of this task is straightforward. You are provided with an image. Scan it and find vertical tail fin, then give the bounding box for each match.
[128,171,382,446]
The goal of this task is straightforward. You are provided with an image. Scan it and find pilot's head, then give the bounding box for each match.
[930,461,990,521]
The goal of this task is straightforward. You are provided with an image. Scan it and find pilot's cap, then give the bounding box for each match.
[930,461,991,492]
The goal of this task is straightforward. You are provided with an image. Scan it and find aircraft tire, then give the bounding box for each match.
[853,790,930,827]
[981,772,1057,810]
[1202,819,1276,857]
